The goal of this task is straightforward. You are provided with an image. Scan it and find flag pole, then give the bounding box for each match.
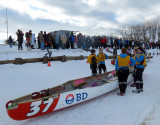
[6,8,8,40]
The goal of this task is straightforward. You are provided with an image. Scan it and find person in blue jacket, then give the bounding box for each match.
[132,46,146,93]
[115,47,136,96]
[97,48,109,74]
[124,39,129,48]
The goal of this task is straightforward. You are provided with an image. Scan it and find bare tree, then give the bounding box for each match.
[116,24,129,40]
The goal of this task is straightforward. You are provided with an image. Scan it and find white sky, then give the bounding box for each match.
[0,0,160,41]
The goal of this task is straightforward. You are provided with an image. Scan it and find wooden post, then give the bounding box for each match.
[79,55,84,60]
[14,58,23,64]
[61,55,67,62]
[43,56,48,64]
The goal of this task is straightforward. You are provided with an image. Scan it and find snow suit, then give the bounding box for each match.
[134,53,146,92]
[97,53,108,74]
[115,54,135,94]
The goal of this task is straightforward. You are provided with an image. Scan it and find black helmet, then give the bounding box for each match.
[91,49,96,54]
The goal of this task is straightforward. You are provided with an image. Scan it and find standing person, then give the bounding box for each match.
[91,36,95,49]
[60,33,67,49]
[97,36,101,49]
[43,31,48,49]
[25,32,30,50]
[110,37,114,49]
[55,31,60,50]
[87,49,98,76]
[100,36,105,48]
[130,47,138,87]
[31,33,36,49]
[97,48,109,74]
[124,39,129,48]
[132,47,146,93]
[66,33,70,49]
[38,31,44,50]
[70,32,75,49]
[27,30,32,50]
[45,33,52,57]
[114,38,119,49]
[132,40,135,49]
[74,35,78,49]
[115,48,136,96]
[37,34,40,49]
[16,30,24,50]
[52,32,56,49]
[8,35,13,48]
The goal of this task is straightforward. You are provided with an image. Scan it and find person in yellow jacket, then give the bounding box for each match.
[87,49,98,76]
[97,48,109,74]
[132,46,146,93]
[115,47,136,96]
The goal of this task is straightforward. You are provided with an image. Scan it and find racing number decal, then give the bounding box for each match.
[42,98,53,113]
[27,98,54,117]
[27,100,42,117]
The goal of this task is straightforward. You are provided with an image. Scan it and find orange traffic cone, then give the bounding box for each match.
[47,61,51,66]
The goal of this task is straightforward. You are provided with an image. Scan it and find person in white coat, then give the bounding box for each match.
[31,33,36,49]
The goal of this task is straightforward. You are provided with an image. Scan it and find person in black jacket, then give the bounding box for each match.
[45,33,52,57]
[9,35,13,48]
[16,30,24,50]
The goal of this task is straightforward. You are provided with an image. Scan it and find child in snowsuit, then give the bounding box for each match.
[97,48,109,74]
[87,49,98,76]
[115,48,136,96]
[132,47,146,93]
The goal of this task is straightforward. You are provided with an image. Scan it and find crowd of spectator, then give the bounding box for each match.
[12,29,160,51]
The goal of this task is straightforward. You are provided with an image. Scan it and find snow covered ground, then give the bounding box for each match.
[0,45,160,125]
[0,44,113,61]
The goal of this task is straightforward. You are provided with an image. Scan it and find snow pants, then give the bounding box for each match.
[98,64,106,74]
[18,41,23,50]
[132,67,137,84]
[134,68,144,90]
[118,68,129,93]
[90,64,97,76]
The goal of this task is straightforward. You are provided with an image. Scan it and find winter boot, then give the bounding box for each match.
[132,81,140,93]
[123,83,127,94]
[119,82,124,94]
[140,83,143,92]
[92,73,97,76]
[132,89,140,93]
[117,92,124,96]
[130,83,136,87]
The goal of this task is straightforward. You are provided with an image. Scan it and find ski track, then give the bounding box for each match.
[0,46,160,125]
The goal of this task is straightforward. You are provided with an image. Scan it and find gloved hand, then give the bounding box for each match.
[115,70,118,76]
[134,69,137,73]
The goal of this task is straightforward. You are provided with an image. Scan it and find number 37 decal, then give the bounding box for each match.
[27,98,54,117]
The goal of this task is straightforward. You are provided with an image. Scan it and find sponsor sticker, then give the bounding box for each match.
[66,94,74,104]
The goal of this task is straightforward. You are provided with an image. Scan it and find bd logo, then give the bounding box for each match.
[76,92,88,102]
[66,94,74,104]
[66,93,88,104]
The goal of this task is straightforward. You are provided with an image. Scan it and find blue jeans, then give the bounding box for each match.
[56,43,59,49]
[41,42,44,50]
[9,43,12,48]
[45,47,52,57]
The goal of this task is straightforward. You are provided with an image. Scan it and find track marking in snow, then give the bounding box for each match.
[140,102,160,125]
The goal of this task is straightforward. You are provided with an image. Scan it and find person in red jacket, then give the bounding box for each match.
[100,36,107,49]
